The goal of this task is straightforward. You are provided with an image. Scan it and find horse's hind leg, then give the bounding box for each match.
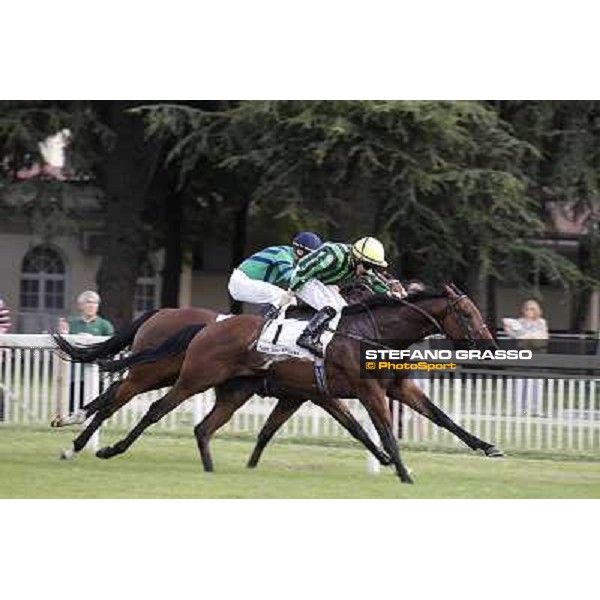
[391,379,503,457]
[51,380,121,428]
[58,381,119,459]
[195,378,259,472]
[95,381,193,460]
[59,362,181,460]
[247,397,303,469]
[60,378,146,459]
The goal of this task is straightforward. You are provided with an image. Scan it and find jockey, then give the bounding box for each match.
[287,236,404,357]
[228,231,323,318]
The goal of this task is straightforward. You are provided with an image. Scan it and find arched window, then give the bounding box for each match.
[133,259,160,318]
[19,246,68,332]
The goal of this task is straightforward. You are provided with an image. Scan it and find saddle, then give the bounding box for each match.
[256,305,338,362]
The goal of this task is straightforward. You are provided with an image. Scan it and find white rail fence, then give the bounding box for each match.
[1,334,599,455]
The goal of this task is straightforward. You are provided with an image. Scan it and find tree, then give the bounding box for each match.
[141,101,592,301]
[91,101,163,327]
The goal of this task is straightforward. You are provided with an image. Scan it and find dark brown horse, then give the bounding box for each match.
[89,285,498,483]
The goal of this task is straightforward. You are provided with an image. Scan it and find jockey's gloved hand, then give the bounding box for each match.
[390,290,407,300]
[389,280,408,298]
[279,290,296,307]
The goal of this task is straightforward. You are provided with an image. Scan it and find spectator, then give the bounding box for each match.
[503,299,549,416]
[58,290,114,337]
[58,290,114,413]
[0,297,12,333]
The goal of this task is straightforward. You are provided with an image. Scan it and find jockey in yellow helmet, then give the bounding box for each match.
[286,236,404,356]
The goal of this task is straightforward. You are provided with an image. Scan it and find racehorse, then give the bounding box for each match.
[84,284,499,483]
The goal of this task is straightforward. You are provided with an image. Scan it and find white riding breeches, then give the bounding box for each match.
[228,269,288,305]
[295,279,348,312]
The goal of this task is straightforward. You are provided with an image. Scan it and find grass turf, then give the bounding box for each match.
[1,425,599,498]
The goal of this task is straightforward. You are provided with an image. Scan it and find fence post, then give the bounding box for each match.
[83,363,100,452]
[365,416,380,474]
[58,359,70,420]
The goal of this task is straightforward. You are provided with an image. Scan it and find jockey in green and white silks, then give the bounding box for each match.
[228,232,322,317]
[287,236,401,357]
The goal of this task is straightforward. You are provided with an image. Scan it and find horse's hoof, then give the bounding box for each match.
[51,416,63,428]
[96,447,113,459]
[484,446,504,458]
[60,447,75,460]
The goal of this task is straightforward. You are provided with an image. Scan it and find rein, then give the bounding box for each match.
[330,293,482,351]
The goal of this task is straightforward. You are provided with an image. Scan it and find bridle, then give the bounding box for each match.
[336,286,491,351]
[438,293,493,350]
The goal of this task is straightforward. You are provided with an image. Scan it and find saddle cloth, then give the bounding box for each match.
[256,308,339,361]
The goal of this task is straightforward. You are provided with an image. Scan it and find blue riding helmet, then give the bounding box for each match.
[292,231,322,252]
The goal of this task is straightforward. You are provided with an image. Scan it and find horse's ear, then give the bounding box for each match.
[450,282,463,295]
[443,282,459,298]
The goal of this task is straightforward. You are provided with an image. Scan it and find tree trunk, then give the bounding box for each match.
[486,273,497,329]
[571,236,595,332]
[94,102,161,329]
[466,258,487,313]
[229,196,251,314]
[160,187,185,307]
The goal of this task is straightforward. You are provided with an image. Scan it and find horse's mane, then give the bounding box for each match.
[341,286,447,315]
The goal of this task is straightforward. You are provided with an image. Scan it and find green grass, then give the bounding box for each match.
[1,425,599,498]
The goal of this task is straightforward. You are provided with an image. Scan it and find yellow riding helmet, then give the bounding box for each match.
[352,236,388,267]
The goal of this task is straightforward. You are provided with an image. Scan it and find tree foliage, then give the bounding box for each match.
[141,100,598,293]
[3,100,600,328]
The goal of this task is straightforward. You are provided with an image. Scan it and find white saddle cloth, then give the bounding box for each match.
[256,309,339,361]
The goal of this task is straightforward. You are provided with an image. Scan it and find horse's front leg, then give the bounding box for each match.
[391,378,503,457]
[358,384,413,483]
[194,378,259,472]
[247,397,304,468]
[315,397,391,466]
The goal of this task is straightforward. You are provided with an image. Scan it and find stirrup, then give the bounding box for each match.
[260,304,279,320]
[297,333,324,358]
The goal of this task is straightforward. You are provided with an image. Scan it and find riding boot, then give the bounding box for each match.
[260,304,279,320]
[297,306,337,357]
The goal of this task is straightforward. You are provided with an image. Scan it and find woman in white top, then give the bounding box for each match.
[503,299,549,416]
[503,299,549,347]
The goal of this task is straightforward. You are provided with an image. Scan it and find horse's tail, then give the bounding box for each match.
[97,324,206,374]
[52,309,160,363]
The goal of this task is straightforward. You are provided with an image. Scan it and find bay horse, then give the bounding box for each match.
[88,284,499,483]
